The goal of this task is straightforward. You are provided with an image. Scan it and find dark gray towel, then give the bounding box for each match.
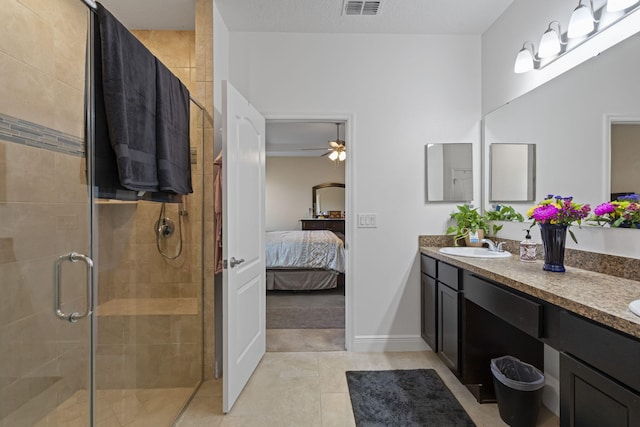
[155,59,192,194]
[96,3,159,192]
[94,10,138,200]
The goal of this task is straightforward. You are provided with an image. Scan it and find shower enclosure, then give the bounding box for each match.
[0,0,205,425]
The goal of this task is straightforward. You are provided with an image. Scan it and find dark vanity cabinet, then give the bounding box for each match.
[560,353,640,427]
[437,263,462,374]
[421,250,640,424]
[420,256,437,351]
[420,255,461,375]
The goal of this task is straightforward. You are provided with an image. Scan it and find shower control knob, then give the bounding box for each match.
[229,257,245,268]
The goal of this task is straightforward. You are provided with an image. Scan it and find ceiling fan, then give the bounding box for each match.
[301,123,346,161]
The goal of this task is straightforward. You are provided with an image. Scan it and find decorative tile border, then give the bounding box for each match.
[0,113,85,157]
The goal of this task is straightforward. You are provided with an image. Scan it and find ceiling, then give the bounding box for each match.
[98,0,514,36]
[97,0,196,30]
[266,122,346,158]
[215,0,514,35]
[97,0,515,156]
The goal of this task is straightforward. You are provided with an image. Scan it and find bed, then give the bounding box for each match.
[265,230,345,291]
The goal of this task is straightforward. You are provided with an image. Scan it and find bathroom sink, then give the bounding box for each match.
[629,300,640,318]
[439,247,512,258]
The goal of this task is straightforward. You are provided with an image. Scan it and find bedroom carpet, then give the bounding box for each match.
[266,288,345,329]
[266,288,345,352]
[346,369,476,427]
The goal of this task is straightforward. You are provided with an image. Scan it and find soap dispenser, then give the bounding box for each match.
[520,229,537,262]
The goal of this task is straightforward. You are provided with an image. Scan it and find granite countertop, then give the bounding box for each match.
[420,246,640,340]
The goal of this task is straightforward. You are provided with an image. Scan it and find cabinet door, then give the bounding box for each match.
[560,353,640,427]
[438,284,460,374]
[421,274,437,351]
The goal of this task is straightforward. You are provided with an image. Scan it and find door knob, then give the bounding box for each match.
[229,257,245,268]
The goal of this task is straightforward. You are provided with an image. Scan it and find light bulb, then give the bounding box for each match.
[328,150,339,161]
[514,43,535,73]
[568,3,595,38]
[538,23,563,58]
[338,151,346,161]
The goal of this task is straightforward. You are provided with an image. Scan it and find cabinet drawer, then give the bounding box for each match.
[301,220,324,230]
[325,221,344,233]
[421,255,437,278]
[464,272,541,338]
[438,262,460,290]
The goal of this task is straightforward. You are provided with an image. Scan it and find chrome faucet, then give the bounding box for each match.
[481,239,506,252]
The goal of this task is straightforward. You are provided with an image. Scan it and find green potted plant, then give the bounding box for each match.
[446,205,491,247]
[485,205,525,235]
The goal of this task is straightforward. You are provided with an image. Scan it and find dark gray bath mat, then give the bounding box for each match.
[346,369,476,427]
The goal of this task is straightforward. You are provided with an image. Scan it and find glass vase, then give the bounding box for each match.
[538,223,567,272]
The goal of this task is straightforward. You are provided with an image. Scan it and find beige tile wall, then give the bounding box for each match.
[0,1,90,424]
[195,0,216,382]
[1,1,212,424]
[94,29,206,390]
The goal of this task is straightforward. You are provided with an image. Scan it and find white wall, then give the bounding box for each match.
[482,0,640,114]
[227,31,482,351]
[265,157,344,231]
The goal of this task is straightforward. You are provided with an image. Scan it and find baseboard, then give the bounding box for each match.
[350,334,430,352]
[542,373,560,416]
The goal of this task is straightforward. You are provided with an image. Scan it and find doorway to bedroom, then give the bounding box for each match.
[264,120,348,352]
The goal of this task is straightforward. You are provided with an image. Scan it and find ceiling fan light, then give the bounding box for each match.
[568,4,595,38]
[338,150,346,161]
[328,150,339,161]
[607,0,640,12]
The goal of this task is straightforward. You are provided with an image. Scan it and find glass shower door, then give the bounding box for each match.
[0,0,94,425]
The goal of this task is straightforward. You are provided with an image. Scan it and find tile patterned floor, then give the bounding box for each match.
[176,351,560,427]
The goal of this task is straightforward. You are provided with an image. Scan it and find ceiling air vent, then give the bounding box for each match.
[343,1,383,16]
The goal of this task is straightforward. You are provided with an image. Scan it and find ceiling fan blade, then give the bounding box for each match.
[329,140,341,148]
[300,147,331,151]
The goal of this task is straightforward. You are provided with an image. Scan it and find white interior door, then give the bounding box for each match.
[222,81,266,413]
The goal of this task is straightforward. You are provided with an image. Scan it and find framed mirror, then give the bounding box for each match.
[489,144,536,202]
[312,183,345,217]
[425,143,473,202]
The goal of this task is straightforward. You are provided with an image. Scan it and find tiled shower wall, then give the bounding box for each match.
[0,0,90,424]
[94,29,205,389]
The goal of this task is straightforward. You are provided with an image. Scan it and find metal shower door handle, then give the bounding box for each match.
[54,252,94,323]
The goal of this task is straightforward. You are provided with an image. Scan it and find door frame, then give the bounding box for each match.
[264,113,355,351]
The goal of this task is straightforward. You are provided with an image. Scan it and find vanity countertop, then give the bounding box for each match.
[420,246,640,340]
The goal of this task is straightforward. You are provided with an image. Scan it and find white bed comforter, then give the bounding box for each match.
[265,230,345,273]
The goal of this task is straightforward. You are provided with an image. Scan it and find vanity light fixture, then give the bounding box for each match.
[538,21,565,58]
[514,0,640,73]
[514,41,538,73]
[607,0,640,12]
[568,0,598,38]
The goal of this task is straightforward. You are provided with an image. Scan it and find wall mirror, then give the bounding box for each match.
[425,143,473,202]
[482,33,640,228]
[312,183,345,216]
[489,144,536,202]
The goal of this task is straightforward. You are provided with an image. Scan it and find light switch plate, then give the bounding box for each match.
[357,213,377,228]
